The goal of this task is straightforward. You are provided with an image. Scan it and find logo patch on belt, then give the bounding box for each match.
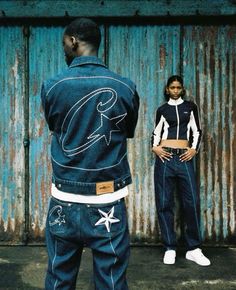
[96,181,114,195]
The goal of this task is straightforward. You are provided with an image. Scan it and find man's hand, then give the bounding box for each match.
[180,147,196,162]
[152,146,172,163]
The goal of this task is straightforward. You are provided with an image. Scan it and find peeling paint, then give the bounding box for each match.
[0,27,25,242]
[0,23,236,245]
[183,26,236,243]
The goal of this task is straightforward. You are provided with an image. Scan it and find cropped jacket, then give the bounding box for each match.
[152,98,202,151]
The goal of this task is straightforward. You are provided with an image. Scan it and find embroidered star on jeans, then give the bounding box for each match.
[95,206,120,232]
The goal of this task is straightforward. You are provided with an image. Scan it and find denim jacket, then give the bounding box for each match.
[41,56,139,195]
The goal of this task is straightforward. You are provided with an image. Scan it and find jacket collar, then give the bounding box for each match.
[168,97,184,106]
[69,56,107,68]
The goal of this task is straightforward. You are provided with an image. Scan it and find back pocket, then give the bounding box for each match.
[87,200,126,236]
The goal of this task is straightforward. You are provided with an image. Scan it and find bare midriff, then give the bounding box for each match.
[160,139,189,148]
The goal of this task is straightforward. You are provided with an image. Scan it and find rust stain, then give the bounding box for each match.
[29,217,45,242]
[159,45,166,69]
[38,118,45,137]
[10,95,16,122]
[40,177,46,204]
[0,217,22,243]
[33,79,38,96]
[227,26,236,39]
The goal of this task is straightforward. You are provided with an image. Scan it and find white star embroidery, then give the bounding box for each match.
[95,206,120,232]
[88,113,127,145]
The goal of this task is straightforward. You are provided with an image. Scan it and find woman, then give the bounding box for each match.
[152,75,210,266]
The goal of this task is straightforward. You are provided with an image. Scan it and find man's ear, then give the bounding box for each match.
[71,36,79,51]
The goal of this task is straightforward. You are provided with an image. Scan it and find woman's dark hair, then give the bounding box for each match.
[164,75,186,99]
[64,18,101,51]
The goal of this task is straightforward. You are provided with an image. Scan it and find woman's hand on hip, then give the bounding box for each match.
[152,146,172,163]
[180,147,196,162]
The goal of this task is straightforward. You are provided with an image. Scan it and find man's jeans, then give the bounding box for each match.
[154,155,202,250]
[45,197,130,290]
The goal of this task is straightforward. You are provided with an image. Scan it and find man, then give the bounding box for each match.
[41,18,139,290]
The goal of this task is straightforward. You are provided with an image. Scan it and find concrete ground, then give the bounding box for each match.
[0,246,236,290]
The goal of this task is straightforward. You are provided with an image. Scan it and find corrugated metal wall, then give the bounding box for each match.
[182,26,236,243]
[0,23,235,244]
[0,27,25,242]
[28,27,65,241]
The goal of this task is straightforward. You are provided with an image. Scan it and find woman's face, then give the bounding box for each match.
[166,80,183,100]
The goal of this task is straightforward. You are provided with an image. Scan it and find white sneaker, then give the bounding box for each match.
[186,248,211,266]
[163,250,176,265]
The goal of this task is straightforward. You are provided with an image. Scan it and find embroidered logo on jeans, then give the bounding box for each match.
[49,205,66,226]
[95,206,120,232]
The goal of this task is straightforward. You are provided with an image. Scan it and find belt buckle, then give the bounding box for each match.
[163,147,171,153]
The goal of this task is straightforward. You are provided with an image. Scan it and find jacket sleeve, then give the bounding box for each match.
[151,108,164,147]
[189,103,202,151]
[126,89,140,138]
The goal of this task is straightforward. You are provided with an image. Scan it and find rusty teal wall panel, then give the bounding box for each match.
[28,26,105,241]
[28,27,65,241]
[1,22,236,245]
[108,25,181,242]
[183,26,236,243]
[0,27,25,243]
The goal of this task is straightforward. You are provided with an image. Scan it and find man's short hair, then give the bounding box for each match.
[64,18,101,50]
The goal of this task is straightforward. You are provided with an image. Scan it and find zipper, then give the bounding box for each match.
[175,105,180,139]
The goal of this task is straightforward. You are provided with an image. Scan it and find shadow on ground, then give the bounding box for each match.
[0,246,236,289]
